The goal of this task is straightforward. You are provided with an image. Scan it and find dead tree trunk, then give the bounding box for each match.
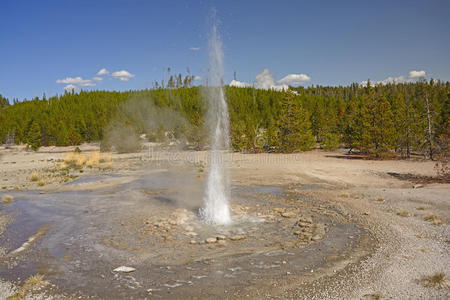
[425,96,434,160]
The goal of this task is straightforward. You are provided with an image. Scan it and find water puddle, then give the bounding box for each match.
[0,170,371,299]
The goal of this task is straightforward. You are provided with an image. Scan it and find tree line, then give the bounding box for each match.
[0,80,448,159]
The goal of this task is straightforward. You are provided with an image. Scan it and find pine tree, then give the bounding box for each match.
[0,94,9,109]
[27,120,42,150]
[361,91,395,156]
[279,93,315,152]
[343,99,364,153]
[392,92,423,158]
[266,118,280,151]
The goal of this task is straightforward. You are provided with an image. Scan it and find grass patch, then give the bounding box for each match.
[362,293,383,300]
[397,210,410,217]
[30,172,40,182]
[37,181,46,187]
[421,272,449,289]
[424,214,443,225]
[376,197,385,202]
[61,151,112,170]
[416,206,426,210]
[7,274,49,300]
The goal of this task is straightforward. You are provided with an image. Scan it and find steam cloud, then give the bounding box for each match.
[229,69,311,90]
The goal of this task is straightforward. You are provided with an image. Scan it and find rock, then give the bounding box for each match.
[190,240,197,244]
[311,234,322,241]
[281,212,296,218]
[293,231,303,236]
[303,216,313,223]
[413,184,424,189]
[216,235,227,240]
[298,222,311,228]
[273,207,285,213]
[206,237,217,244]
[363,212,369,215]
[314,223,326,235]
[113,266,136,273]
[154,222,165,228]
[230,235,246,241]
[168,220,179,225]
[299,232,313,241]
[186,231,198,236]
[281,211,297,218]
[217,240,227,246]
[184,225,194,231]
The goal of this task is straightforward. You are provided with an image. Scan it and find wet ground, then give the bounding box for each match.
[0,166,373,299]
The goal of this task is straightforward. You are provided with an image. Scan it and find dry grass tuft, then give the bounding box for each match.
[397,210,410,217]
[421,272,449,289]
[416,206,426,210]
[37,181,46,187]
[62,151,112,170]
[339,192,350,198]
[63,152,86,169]
[424,214,443,225]
[30,172,40,182]
[86,151,100,168]
[1,194,14,204]
[7,274,49,300]
[376,197,385,202]
[362,293,383,300]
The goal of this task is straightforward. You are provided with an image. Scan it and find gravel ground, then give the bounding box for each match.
[0,146,448,299]
[288,186,450,299]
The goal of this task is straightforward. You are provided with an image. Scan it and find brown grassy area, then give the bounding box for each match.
[61,151,112,170]
[6,274,49,299]
[397,210,410,217]
[421,272,449,289]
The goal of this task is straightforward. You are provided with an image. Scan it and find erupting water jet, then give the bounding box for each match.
[200,14,231,225]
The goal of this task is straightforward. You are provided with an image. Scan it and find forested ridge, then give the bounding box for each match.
[0,80,448,159]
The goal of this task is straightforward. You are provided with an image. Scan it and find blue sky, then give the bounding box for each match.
[1,0,449,100]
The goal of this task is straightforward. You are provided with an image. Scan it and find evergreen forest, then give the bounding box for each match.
[0,80,448,159]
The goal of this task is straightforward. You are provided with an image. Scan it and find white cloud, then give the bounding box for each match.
[361,69,427,86]
[56,76,95,87]
[64,84,77,91]
[57,67,135,91]
[97,68,109,76]
[194,76,202,81]
[111,70,135,81]
[409,70,426,78]
[189,47,200,51]
[277,73,311,85]
[229,79,250,88]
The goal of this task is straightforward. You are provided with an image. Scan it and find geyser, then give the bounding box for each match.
[200,17,231,225]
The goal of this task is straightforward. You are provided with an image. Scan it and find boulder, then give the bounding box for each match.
[230,235,246,241]
[206,237,217,244]
[113,266,136,273]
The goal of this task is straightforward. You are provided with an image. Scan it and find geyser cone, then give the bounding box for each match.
[200,17,231,225]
